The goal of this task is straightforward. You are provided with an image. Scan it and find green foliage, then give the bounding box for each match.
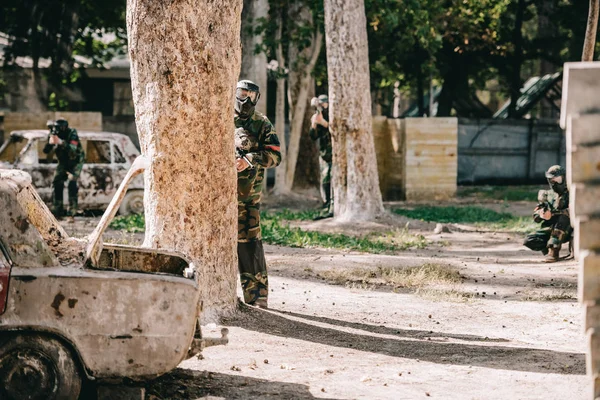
[109,214,145,233]
[261,211,428,252]
[458,186,539,202]
[1,0,126,106]
[393,206,536,233]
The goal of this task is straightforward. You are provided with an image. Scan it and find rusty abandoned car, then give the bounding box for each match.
[0,156,228,399]
[0,130,144,215]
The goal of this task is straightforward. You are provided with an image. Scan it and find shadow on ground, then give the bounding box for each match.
[225,305,585,375]
[144,368,337,399]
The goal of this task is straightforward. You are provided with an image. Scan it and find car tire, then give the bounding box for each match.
[0,333,82,400]
[119,190,144,215]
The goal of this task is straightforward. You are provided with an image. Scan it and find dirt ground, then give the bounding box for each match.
[65,197,587,400]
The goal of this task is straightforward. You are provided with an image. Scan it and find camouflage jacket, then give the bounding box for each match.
[533,189,569,223]
[234,111,281,169]
[309,111,332,163]
[235,112,281,201]
[43,128,85,166]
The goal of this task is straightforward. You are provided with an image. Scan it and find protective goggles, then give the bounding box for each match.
[236,88,260,104]
[548,175,563,184]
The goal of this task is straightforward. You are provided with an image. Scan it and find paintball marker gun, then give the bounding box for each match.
[236,149,254,170]
[47,120,58,135]
[534,190,552,220]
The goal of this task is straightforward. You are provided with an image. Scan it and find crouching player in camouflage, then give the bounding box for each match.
[43,118,85,220]
[234,80,282,308]
[523,165,573,262]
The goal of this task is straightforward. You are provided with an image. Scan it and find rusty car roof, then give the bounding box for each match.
[10,130,132,141]
[0,168,33,191]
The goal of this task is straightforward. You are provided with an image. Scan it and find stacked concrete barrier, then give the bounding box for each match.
[561,62,600,399]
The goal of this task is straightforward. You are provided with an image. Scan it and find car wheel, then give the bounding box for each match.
[0,334,82,400]
[119,190,144,215]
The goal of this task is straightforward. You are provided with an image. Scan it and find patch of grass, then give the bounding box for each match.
[320,263,462,289]
[109,214,145,233]
[416,288,475,302]
[458,186,541,202]
[261,214,427,252]
[108,210,429,253]
[393,206,537,233]
[522,290,576,301]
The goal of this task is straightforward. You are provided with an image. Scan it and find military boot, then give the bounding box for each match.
[544,246,560,263]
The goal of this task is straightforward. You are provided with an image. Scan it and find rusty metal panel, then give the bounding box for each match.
[0,266,200,379]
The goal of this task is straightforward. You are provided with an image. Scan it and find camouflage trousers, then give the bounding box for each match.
[523,214,572,254]
[319,157,333,213]
[238,196,268,305]
[52,162,83,217]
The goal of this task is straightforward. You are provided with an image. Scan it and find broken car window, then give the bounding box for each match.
[113,144,126,164]
[86,140,111,164]
[0,138,27,163]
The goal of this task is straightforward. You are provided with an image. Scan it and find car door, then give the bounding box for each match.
[79,139,117,208]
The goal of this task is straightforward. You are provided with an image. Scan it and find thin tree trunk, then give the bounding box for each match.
[284,3,323,191]
[273,17,288,194]
[416,64,425,117]
[324,0,384,221]
[127,0,242,321]
[292,78,320,191]
[583,0,600,61]
[241,0,268,114]
[508,0,526,119]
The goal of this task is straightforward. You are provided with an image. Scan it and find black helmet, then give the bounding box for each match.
[55,118,68,129]
[235,80,260,120]
[54,118,69,138]
[545,165,567,194]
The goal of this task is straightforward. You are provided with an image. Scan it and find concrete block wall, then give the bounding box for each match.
[561,62,600,399]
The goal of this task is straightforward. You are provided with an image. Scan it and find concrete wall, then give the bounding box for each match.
[458,119,564,184]
[561,62,600,399]
[103,115,139,149]
[372,117,458,201]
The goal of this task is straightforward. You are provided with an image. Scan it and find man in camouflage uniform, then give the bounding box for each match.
[43,118,85,219]
[309,94,333,220]
[523,165,572,262]
[234,80,282,308]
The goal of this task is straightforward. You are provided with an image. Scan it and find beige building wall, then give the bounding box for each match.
[4,112,102,135]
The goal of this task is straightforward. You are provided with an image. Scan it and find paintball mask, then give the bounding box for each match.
[54,118,69,139]
[545,165,567,194]
[235,80,260,120]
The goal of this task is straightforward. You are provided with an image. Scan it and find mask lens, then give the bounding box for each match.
[236,88,258,103]
[549,176,563,185]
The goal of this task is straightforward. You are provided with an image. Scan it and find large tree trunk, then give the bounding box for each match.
[284,3,323,192]
[323,0,384,221]
[127,0,242,321]
[241,0,268,114]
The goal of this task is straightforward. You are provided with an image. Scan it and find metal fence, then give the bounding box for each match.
[458,118,565,184]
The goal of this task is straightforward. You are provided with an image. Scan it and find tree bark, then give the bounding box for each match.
[323,0,384,221]
[241,0,269,114]
[127,0,242,321]
[508,0,526,119]
[583,0,600,61]
[284,3,323,192]
[292,78,320,191]
[273,17,288,194]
